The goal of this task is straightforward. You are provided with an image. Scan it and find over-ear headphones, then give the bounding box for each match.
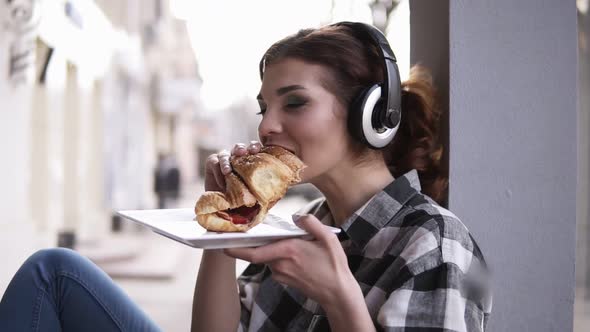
[331,21,402,149]
[258,21,401,149]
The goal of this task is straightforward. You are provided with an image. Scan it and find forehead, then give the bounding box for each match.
[259,58,330,97]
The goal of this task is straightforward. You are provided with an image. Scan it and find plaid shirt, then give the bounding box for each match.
[237,169,492,332]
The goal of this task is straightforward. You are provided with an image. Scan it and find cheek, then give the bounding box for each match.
[293,113,351,179]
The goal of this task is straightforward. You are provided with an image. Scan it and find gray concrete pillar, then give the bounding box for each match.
[577,4,590,299]
[449,1,577,331]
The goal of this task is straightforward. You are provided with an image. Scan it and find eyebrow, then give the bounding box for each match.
[257,85,306,100]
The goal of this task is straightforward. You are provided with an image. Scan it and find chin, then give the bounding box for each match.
[298,168,318,184]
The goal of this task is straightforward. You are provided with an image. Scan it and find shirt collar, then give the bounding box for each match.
[339,169,422,249]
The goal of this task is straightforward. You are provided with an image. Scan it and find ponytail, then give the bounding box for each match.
[384,65,448,205]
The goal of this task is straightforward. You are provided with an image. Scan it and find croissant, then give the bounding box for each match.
[194,146,305,232]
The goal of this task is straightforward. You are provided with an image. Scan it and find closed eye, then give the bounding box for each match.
[256,94,307,115]
[284,95,307,110]
[256,102,306,115]
[285,101,307,109]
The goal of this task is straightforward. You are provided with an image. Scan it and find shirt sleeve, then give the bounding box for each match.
[376,219,492,332]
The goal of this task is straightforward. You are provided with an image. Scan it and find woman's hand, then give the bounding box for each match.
[224,214,356,307]
[203,141,262,191]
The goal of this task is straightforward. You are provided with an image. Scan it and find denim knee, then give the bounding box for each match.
[24,247,81,273]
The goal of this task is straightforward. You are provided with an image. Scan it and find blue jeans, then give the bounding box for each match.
[0,248,161,331]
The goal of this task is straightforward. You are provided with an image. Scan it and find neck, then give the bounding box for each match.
[310,155,394,227]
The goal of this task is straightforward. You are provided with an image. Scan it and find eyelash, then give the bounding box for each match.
[256,101,307,115]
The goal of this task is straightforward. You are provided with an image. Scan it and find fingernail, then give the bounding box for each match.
[291,214,305,223]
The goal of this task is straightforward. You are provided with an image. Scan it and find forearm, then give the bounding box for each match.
[191,250,240,332]
[324,279,376,332]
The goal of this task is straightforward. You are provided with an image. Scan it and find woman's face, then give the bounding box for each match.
[257,58,354,183]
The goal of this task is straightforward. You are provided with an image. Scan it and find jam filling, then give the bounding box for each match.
[216,204,261,225]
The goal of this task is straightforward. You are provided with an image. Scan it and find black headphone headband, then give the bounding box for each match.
[330,21,402,129]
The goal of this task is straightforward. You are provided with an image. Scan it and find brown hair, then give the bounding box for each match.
[260,25,448,205]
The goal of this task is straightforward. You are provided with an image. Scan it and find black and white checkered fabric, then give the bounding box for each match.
[238,169,492,332]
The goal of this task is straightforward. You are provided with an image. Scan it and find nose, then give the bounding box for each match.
[258,108,283,141]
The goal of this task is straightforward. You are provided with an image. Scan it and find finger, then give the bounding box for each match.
[269,264,296,287]
[269,270,294,288]
[217,149,230,157]
[205,154,221,176]
[268,259,298,279]
[207,155,226,189]
[205,153,219,169]
[231,143,248,156]
[224,247,262,262]
[292,214,333,243]
[248,140,262,154]
[224,239,297,263]
[217,150,232,175]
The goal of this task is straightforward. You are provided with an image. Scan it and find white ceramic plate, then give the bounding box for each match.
[117,208,341,249]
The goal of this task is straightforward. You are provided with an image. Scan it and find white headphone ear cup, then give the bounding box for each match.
[361,86,399,148]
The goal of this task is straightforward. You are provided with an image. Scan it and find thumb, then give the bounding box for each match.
[292,214,331,242]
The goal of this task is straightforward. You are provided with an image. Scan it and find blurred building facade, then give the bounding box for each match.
[0,0,204,291]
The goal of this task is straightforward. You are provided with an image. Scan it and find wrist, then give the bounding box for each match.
[202,249,236,266]
[322,272,363,313]
[321,274,375,331]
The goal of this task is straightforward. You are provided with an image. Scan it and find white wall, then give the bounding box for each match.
[0,22,37,296]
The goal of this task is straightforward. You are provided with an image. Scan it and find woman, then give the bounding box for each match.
[0,22,491,332]
[192,23,491,331]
